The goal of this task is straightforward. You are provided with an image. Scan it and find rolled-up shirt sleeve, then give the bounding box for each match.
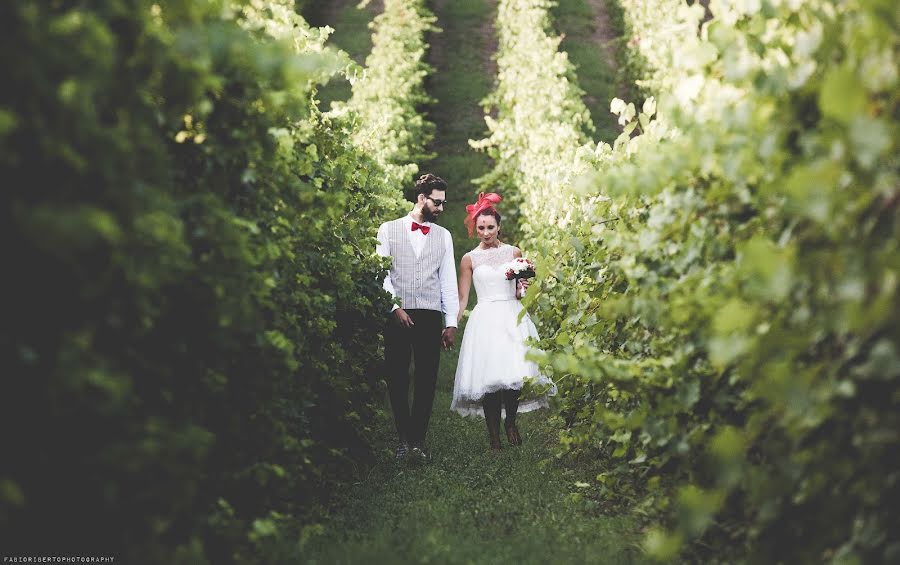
[375,223,399,312]
[439,230,459,328]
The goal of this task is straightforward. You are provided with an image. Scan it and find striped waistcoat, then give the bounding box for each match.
[386,218,446,311]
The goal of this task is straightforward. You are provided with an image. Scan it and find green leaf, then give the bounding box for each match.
[819,66,867,123]
[677,485,724,536]
[643,528,683,560]
[849,115,892,169]
[712,299,755,335]
[738,236,795,300]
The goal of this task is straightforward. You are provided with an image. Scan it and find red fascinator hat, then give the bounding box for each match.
[464,192,502,237]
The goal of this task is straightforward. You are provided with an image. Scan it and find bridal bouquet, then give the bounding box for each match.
[504,257,536,281]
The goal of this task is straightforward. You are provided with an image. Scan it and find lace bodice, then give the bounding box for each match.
[468,243,518,303]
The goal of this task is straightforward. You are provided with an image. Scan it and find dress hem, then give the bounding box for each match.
[450,399,549,419]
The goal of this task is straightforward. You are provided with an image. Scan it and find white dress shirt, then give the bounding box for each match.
[376,213,459,328]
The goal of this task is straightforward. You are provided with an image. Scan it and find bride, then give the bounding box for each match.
[450,192,556,450]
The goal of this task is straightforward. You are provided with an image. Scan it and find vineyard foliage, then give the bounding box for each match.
[477,0,898,562]
[332,0,438,187]
[470,0,595,234]
[0,0,427,562]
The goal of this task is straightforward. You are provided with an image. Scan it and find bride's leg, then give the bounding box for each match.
[482,392,502,451]
[502,389,522,446]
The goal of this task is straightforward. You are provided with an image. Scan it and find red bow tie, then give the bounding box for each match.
[411,221,430,235]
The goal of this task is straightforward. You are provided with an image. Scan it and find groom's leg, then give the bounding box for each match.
[384,317,413,443]
[409,309,442,446]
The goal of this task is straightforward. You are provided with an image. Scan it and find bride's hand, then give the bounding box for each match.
[517,278,530,298]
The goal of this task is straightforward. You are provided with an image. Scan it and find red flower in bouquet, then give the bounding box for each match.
[504,257,536,281]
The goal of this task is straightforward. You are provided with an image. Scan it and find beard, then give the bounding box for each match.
[422,207,440,223]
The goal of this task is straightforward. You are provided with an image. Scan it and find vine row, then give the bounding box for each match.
[0,0,431,562]
[478,0,898,561]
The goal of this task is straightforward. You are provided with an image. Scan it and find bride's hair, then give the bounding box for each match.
[464,192,503,237]
[475,207,501,225]
[475,208,502,240]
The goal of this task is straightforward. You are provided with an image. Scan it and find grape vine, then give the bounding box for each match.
[477,0,898,561]
[0,0,431,561]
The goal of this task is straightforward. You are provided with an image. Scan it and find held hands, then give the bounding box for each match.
[393,309,455,349]
[441,327,457,350]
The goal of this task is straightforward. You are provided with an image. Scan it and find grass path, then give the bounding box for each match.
[302,349,648,564]
[299,2,650,563]
[423,0,497,256]
[303,1,382,111]
[552,0,631,144]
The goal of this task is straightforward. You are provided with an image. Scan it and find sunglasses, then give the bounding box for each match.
[425,196,447,207]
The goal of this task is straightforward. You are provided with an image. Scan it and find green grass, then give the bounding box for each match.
[293,3,650,562]
[551,0,622,144]
[298,346,649,564]
[423,0,496,262]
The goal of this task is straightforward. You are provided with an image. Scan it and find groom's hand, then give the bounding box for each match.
[392,308,415,328]
[441,327,457,350]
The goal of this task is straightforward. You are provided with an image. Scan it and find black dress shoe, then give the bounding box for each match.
[410,445,429,462]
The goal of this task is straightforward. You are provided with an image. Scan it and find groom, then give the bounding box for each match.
[376,173,459,461]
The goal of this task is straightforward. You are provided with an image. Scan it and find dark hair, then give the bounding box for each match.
[415,173,447,197]
[475,207,501,225]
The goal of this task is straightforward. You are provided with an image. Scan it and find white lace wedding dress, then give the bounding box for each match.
[450,243,556,417]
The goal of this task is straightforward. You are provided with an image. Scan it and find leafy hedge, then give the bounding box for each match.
[477,0,898,562]
[0,1,420,562]
[331,0,438,188]
[470,0,595,238]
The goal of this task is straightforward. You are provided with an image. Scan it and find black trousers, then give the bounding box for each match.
[383,309,442,446]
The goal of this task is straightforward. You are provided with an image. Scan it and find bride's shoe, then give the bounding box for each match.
[505,423,522,446]
[487,419,503,451]
[484,394,503,451]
